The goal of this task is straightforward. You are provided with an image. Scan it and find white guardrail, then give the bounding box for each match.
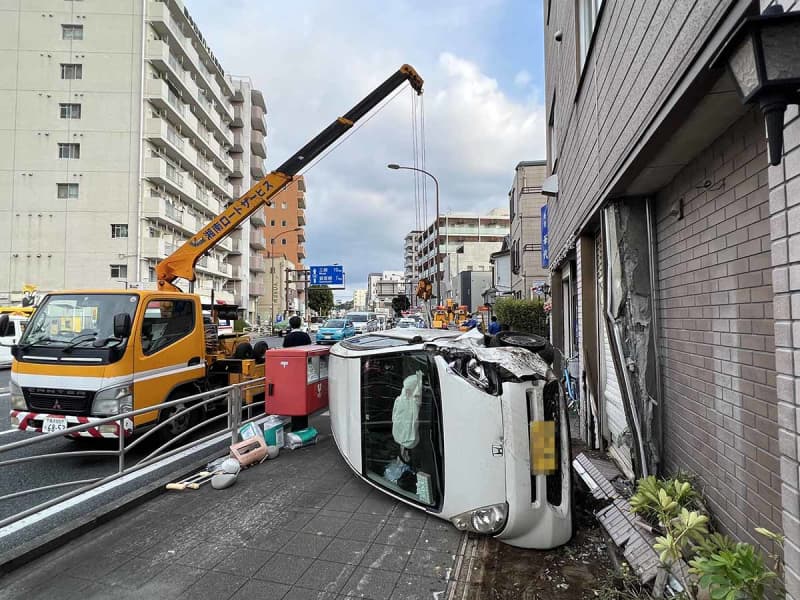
[0,379,266,528]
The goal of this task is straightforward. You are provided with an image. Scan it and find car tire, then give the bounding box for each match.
[494,331,555,364]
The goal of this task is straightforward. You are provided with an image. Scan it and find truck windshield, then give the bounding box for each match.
[19,294,139,348]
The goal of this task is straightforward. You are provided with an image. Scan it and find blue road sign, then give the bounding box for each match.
[541,205,549,268]
[310,265,344,286]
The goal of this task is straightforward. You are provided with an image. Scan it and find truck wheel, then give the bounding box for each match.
[495,331,555,365]
[157,389,200,444]
[233,342,254,359]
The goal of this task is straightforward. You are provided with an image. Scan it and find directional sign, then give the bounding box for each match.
[310,265,344,286]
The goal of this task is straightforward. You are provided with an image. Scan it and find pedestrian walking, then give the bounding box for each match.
[488,315,501,335]
[282,315,312,348]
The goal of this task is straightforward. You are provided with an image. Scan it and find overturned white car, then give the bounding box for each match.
[328,328,571,549]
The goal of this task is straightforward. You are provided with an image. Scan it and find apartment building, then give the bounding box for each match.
[0,0,266,317]
[367,270,404,312]
[544,1,800,594]
[225,77,267,321]
[508,161,549,298]
[256,177,307,322]
[410,209,509,302]
[352,289,367,312]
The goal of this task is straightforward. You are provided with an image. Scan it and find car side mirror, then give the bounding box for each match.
[0,314,9,337]
[113,313,132,338]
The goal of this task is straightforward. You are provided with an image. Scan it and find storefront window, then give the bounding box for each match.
[360,351,443,508]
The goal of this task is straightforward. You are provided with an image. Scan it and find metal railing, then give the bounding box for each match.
[0,379,266,528]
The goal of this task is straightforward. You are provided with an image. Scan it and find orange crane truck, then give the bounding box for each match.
[6,65,423,440]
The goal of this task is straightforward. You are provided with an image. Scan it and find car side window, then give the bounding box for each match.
[141,299,194,355]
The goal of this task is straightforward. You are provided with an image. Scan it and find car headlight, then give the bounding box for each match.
[450,503,508,534]
[10,379,26,410]
[91,384,133,416]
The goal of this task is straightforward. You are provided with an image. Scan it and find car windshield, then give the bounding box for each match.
[349,314,367,322]
[324,319,345,328]
[397,321,413,328]
[19,293,139,348]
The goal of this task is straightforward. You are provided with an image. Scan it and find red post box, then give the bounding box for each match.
[265,345,330,423]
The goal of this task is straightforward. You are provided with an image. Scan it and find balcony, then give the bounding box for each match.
[143,194,195,233]
[231,128,244,153]
[251,207,266,227]
[231,102,244,129]
[143,156,189,198]
[141,236,169,259]
[297,245,306,259]
[229,264,242,280]
[218,235,233,252]
[297,194,306,209]
[297,209,305,226]
[249,229,266,250]
[250,129,266,157]
[228,235,244,254]
[250,158,265,179]
[249,254,267,272]
[251,105,266,132]
[230,156,244,179]
[297,230,306,243]
[250,282,265,296]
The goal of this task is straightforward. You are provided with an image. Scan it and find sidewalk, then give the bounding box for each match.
[0,415,467,600]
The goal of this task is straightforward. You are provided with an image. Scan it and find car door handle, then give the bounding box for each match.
[188,356,201,366]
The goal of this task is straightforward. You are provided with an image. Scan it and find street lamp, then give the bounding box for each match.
[387,163,441,302]
[269,227,301,327]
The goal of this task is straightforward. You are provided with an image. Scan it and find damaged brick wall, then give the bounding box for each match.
[654,108,781,550]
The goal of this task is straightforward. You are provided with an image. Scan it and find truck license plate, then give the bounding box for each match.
[43,416,68,434]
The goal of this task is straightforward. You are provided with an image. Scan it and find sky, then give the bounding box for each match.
[185,0,547,301]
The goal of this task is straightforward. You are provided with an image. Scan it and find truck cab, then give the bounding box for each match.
[8,290,261,438]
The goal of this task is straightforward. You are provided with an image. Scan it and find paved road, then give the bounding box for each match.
[0,334,288,522]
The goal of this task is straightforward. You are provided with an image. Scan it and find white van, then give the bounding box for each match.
[0,314,29,368]
[346,312,377,334]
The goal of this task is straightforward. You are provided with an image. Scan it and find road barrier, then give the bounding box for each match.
[0,379,265,528]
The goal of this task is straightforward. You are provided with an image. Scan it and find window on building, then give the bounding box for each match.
[60,63,82,79]
[577,0,602,70]
[281,239,287,245]
[58,143,80,159]
[548,94,558,169]
[281,202,287,209]
[57,183,79,199]
[148,266,156,282]
[62,24,83,40]
[281,220,287,227]
[59,103,81,119]
[110,264,127,279]
[270,219,275,226]
[111,224,128,238]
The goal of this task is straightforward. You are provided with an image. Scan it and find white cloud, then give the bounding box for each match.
[185,0,545,299]
[514,69,532,87]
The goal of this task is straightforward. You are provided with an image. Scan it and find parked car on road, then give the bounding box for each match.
[346,312,378,334]
[396,318,418,329]
[309,316,325,334]
[315,319,356,344]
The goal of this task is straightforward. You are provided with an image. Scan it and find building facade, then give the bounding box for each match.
[441,241,502,301]
[226,77,267,321]
[509,161,549,298]
[0,0,266,317]
[544,0,800,594]
[410,209,508,302]
[352,288,367,312]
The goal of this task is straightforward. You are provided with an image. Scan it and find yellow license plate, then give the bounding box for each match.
[530,420,556,475]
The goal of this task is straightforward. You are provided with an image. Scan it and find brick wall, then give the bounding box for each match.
[654,108,780,547]
[766,97,800,600]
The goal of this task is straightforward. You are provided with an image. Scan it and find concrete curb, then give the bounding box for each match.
[0,448,225,576]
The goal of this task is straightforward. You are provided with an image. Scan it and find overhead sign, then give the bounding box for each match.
[541,205,549,268]
[310,265,344,286]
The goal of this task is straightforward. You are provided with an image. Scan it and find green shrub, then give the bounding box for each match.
[233,319,250,333]
[493,298,549,338]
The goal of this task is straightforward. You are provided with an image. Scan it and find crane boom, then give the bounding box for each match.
[156,64,424,292]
